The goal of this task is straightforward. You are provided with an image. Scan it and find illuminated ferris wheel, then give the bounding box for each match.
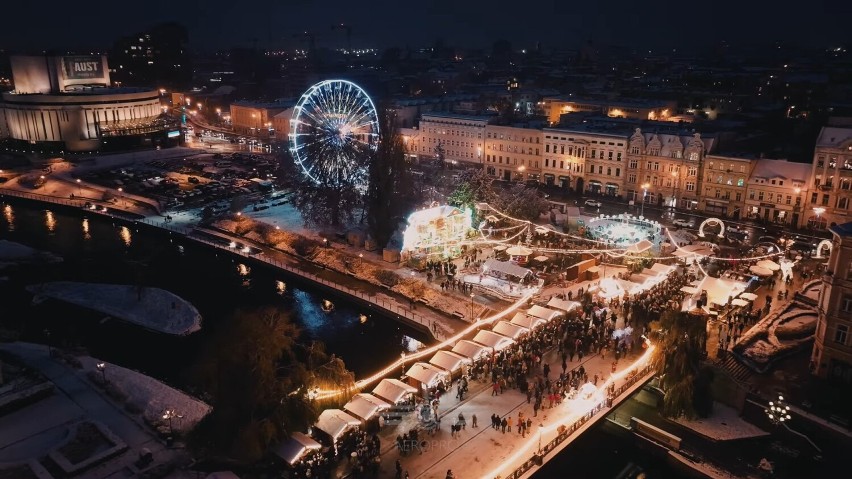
[289,79,379,188]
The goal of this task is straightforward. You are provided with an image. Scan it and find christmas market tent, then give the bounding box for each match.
[315,409,361,441]
[510,313,547,330]
[650,262,675,275]
[757,259,781,271]
[749,265,773,277]
[527,305,562,322]
[483,259,533,281]
[625,239,653,254]
[272,432,322,465]
[472,330,515,351]
[492,320,529,339]
[372,378,417,404]
[739,292,758,301]
[344,394,390,421]
[695,276,748,308]
[731,298,749,307]
[429,350,470,374]
[452,340,489,360]
[404,363,448,389]
[680,286,699,295]
[546,297,580,314]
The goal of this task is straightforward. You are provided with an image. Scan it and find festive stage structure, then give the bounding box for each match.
[401,204,473,261]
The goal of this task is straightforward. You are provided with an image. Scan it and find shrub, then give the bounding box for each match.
[375,270,400,287]
[292,236,320,257]
[104,383,127,402]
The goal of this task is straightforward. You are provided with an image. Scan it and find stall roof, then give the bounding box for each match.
[272,432,322,465]
[626,239,653,254]
[511,314,547,330]
[429,350,471,373]
[355,393,391,410]
[371,378,417,404]
[492,320,529,339]
[344,395,384,421]
[546,297,579,314]
[473,330,515,351]
[483,259,532,278]
[527,305,561,321]
[739,292,758,301]
[452,340,489,360]
[405,363,447,387]
[315,409,360,441]
[650,263,674,274]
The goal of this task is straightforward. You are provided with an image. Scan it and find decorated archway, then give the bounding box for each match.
[698,217,726,238]
[815,239,833,259]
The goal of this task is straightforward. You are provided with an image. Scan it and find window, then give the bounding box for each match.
[608,151,613,160]
[811,192,818,204]
[689,152,699,161]
[835,324,849,345]
[736,192,742,201]
[786,195,792,205]
[715,189,721,198]
[653,162,660,171]
[737,178,745,187]
[631,146,640,154]
[629,159,638,169]
[840,197,849,210]
[628,173,637,184]
[688,167,697,177]
[615,168,620,177]
[686,182,695,192]
[561,145,565,154]
[823,194,830,206]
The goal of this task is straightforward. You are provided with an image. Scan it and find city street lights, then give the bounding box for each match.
[76,178,82,196]
[117,187,124,206]
[518,165,526,182]
[640,183,650,217]
[96,362,107,384]
[766,394,791,425]
[358,253,363,268]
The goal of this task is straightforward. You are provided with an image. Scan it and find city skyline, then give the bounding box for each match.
[1,0,849,52]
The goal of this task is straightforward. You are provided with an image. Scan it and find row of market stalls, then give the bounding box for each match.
[278,298,581,465]
[596,262,676,299]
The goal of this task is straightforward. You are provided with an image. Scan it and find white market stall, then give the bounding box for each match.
[429,350,471,375]
[749,265,773,277]
[510,313,548,330]
[546,297,579,314]
[731,298,749,307]
[694,276,748,308]
[650,263,675,275]
[527,305,562,322]
[272,432,322,466]
[625,239,653,254]
[492,320,530,340]
[472,330,515,351]
[371,378,417,405]
[757,259,781,271]
[404,362,448,390]
[505,244,534,265]
[452,340,490,361]
[343,393,391,421]
[739,292,758,301]
[314,409,361,442]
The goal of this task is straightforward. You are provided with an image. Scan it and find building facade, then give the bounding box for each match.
[808,126,852,230]
[701,155,754,219]
[229,100,294,139]
[626,129,713,210]
[812,222,852,382]
[743,159,810,227]
[483,124,542,182]
[542,128,627,196]
[406,113,489,166]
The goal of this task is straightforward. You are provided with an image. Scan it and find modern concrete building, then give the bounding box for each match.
[812,222,852,382]
[0,55,179,152]
[808,126,852,230]
[744,158,810,227]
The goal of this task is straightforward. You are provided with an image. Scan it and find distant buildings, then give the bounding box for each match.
[809,126,852,229]
[229,100,295,139]
[542,96,677,124]
[110,23,192,90]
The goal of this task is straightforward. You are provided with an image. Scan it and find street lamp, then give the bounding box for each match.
[812,207,826,230]
[670,171,678,209]
[358,253,363,268]
[162,409,182,434]
[39,175,45,189]
[76,178,82,196]
[469,292,475,319]
[766,394,791,425]
[117,187,124,206]
[96,362,107,384]
[641,183,650,217]
[400,352,406,378]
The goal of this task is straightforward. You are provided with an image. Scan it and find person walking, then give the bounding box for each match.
[507,415,513,433]
[501,417,507,433]
[472,413,478,428]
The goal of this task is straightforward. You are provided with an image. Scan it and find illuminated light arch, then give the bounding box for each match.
[698,217,726,238]
[815,239,833,259]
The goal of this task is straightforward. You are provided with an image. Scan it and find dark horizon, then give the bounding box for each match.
[1,0,849,54]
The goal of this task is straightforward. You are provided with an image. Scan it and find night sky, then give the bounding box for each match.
[1,0,848,52]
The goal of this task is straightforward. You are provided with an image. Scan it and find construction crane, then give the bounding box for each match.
[331,23,352,54]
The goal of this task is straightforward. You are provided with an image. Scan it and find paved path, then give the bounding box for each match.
[0,343,179,479]
[376,344,652,479]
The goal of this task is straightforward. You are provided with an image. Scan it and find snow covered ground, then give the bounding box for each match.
[240,199,314,237]
[77,356,211,434]
[673,402,770,441]
[26,281,202,335]
[0,240,63,267]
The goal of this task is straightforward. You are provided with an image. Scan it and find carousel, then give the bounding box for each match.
[400,204,473,262]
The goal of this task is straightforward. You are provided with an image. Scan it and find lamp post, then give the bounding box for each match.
[358,253,363,268]
[117,187,124,207]
[96,362,107,384]
[400,352,406,378]
[76,178,82,196]
[670,171,678,210]
[765,394,791,425]
[162,409,182,434]
[641,183,650,217]
[538,423,543,453]
[469,292,475,320]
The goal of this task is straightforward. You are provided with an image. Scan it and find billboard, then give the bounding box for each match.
[62,56,105,80]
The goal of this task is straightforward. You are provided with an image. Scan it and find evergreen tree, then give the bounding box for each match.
[649,310,708,419]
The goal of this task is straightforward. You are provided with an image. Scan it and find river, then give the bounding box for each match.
[0,199,428,387]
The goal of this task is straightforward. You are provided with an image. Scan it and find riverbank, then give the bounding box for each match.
[26,281,202,336]
[0,239,63,267]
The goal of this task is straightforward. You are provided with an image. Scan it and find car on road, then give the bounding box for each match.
[584,199,602,208]
[672,218,693,228]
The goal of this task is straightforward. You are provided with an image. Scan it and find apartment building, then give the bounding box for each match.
[406,112,489,166]
[809,126,852,230]
[483,124,543,182]
[701,155,754,219]
[812,222,852,382]
[744,159,810,227]
[541,128,628,196]
[626,129,714,210]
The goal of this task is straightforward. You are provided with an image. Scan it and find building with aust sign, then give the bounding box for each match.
[0,54,180,152]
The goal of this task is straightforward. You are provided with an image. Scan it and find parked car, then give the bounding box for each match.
[672,218,693,228]
[584,199,602,208]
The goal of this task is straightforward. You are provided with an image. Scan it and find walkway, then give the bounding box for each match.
[376,345,654,479]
